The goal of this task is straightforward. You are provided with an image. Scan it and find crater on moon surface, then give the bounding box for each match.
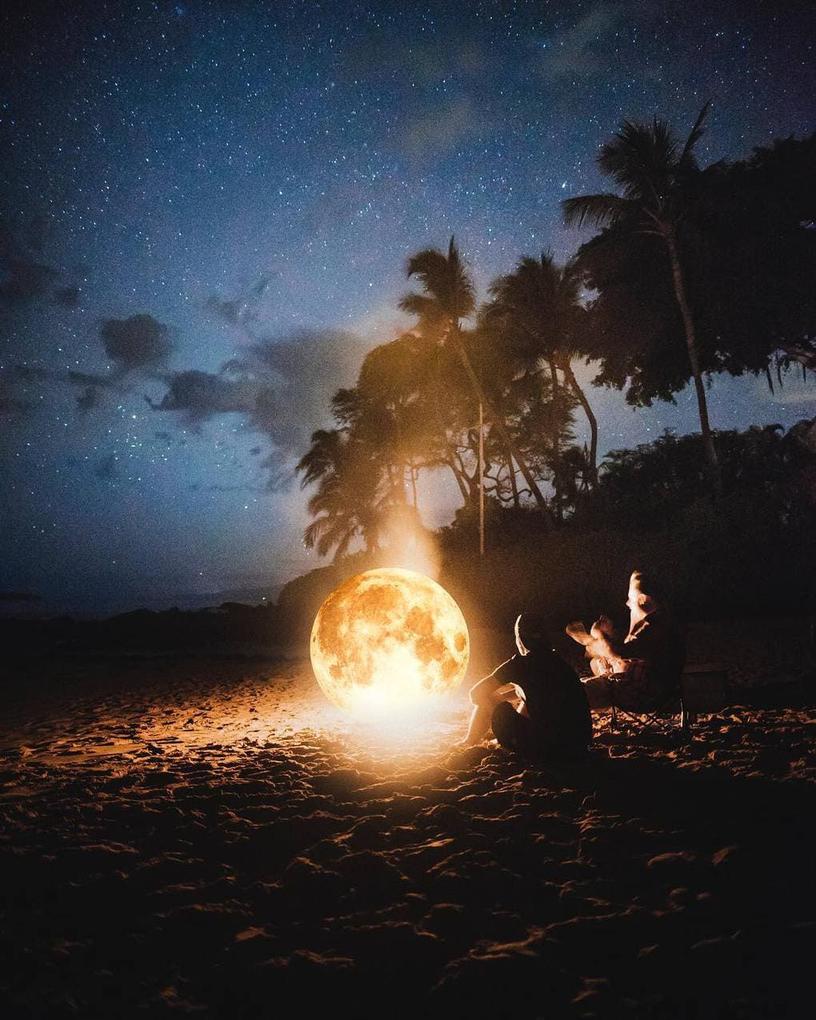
[309,567,470,714]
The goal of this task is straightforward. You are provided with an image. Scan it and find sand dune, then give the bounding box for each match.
[1,657,814,1017]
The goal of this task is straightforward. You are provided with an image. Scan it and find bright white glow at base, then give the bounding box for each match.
[310,567,470,721]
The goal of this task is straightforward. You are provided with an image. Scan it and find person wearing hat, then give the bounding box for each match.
[458,612,592,757]
[566,570,686,710]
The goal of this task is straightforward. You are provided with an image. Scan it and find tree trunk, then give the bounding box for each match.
[452,327,551,518]
[505,442,521,508]
[446,456,471,503]
[478,400,485,557]
[548,357,563,522]
[666,230,722,494]
[388,460,408,503]
[561,359,599,488]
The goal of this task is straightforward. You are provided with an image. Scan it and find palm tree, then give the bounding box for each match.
[344,332,474,508]
[296,428,386,560]
[399,237,549,510]
[562,104,721,492]
[355,334,439,507]
[488,253,600,491]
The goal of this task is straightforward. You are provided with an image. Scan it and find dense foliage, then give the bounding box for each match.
[295,111,815,619]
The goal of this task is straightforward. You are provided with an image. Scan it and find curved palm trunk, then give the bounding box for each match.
[446,455,471,503]
[478,399,485,556]
[429,349,474,510]
[385,461,398,499]
[453,328,550,518]
[561,359,599,488]
[505,441,521,508]
[666,231,722,494]
[547,357,563,522]
[408,461,418,509]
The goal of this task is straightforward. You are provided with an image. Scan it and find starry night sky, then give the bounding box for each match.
[1,0,814,616]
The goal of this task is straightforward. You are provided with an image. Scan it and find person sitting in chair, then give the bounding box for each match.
[459,613,592,758]
[566,570,685,711]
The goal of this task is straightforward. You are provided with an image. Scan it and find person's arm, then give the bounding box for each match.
[565,620,592,646]
[590,616,662,679]
[585,616,628,661]
[482,655,516,682]
[617,616,659,660]
[483,656,525,707]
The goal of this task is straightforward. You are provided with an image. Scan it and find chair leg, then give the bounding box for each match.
[680,700,694,736]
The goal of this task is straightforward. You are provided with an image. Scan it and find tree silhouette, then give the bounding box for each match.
[400,237,550,513]
[693,134,816,382]
[296,428,387,560]
[296,124,815,562]
[569,132,815,418]
[466,315,577,513]
[357,333,462,508]
[297,333,473,558]
[487,253,599,496]
[563,104,722,492]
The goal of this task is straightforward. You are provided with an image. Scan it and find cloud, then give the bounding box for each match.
[0,376,31,418]
[0,219,80,310]
[76,386,101,412]
[4,363,128,415]
[401,95,489,162]
[54,285,80,307]
[341,32,495,164]
[9,365,50,382]
[206,295,243,327]
[226,330,372,452]
[343,35,487,88]
[101,314,173,374]
[2,312,174,421]
[68,369,128,412]
[150,328,371,489]
[0,255,57,306]
[94,454,119,481]
[536,2,630,80]
[206,276,275,330]
[147,369,260,422]
[200,483,265,493]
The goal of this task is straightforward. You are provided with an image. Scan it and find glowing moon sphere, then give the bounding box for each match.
[310,567,470,715]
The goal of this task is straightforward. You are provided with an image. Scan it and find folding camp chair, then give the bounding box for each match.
[607,664,729,736]
[608,682,696,737]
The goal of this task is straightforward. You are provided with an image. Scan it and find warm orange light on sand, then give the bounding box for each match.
[310,567,470,720]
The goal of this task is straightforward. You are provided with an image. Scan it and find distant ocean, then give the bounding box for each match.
[0,585,283,621]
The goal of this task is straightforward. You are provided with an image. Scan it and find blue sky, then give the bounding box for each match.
[1,0,814,614]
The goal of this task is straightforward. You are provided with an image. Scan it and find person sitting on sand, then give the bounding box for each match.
[566,570,685,711]
[460,613,592,758]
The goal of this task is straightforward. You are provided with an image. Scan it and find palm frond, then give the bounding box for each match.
[398,293,446,323]
[679,101,711,169]
[331,528,355,562]
[404,238,475,320]
[303,515,332,551]
[405,247,449,281]
[296,428,344,487]
[562,193,628,228]
[599,120,670,184]
[330,387,362,427]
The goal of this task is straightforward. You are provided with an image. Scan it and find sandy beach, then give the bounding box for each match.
[1,655,814,1017]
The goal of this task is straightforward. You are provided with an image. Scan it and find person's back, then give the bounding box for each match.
[508,647,592,754]
[460,613,592,756]
[626,606,686,703]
